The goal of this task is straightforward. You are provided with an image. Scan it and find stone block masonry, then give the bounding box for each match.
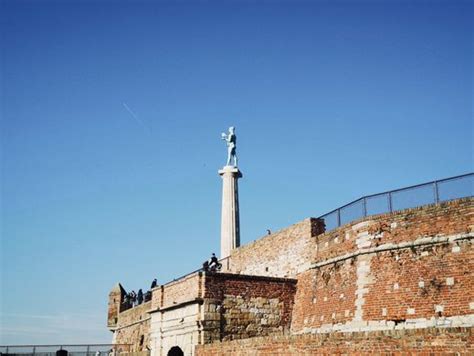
[113,301,151,352]
[113,272,296,356]
[203,273,297,342]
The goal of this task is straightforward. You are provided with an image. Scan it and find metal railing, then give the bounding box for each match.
[318,173,473,232]
[0,344,131,356]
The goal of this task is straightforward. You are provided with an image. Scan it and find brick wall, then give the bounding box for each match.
[203,273,297,342]
[150,286,161,311]
[114,301,151,352]
[292,259,357,330]
[195,327,473,355]
[160,272,202,309]
[312,198,473,264]
[291,198,474,334]
[225,218,324,278]
[108,283,126,328]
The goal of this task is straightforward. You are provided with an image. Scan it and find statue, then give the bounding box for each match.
[221,126,238,167]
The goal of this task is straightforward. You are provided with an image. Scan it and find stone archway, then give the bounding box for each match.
[167,346,184,356]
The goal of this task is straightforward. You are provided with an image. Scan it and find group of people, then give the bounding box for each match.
[124,289,144,307]
[124,278,157,308]
[123,253,221,310]
[202,253,222,272]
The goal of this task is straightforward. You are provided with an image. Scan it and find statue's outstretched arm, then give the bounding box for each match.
[221,133,230,143]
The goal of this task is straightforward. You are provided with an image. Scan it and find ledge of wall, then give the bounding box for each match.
[196,327,473,355]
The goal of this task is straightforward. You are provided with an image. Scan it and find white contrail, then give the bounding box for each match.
[122,102,148,129]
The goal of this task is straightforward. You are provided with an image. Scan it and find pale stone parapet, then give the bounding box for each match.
[292,314,474,335]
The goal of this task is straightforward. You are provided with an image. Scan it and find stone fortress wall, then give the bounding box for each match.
[109,198,473,355]
[202,273,297,342]
[112,302,151,352]
[109,272,297,354]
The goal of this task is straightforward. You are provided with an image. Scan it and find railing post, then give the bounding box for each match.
[86,345,90,356]
[33,346,36,355]
[6,347,9,354]
[433,181,440,204]
[337,209,341,227]
[388,192,393,213]
[363,198,367,217]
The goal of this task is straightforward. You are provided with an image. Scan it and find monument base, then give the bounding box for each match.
[218,165,243,177]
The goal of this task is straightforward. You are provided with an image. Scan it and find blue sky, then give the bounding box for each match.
[1,0,472,344]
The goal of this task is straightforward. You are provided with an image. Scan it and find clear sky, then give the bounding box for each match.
[1,0,472,345]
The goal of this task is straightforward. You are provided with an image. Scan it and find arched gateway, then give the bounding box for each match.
[167,346,184,356]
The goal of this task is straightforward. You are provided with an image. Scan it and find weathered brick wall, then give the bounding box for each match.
[225,218,324,278]
[312,198,473,264]
[195,327,473,355]
[160,272,202,309]
[203,273,297,342]
[108,284,126,328]
[150,286,161,311]
[291,198,474,333]
[366,239,472,320]
[114,301,151,352]
[292,258,357,330]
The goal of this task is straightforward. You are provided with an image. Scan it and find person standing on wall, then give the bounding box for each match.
[137,289,143,305]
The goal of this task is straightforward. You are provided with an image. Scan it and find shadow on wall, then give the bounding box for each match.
[167,346,184,356]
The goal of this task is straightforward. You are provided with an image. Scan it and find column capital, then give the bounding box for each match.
[218,165,243,178]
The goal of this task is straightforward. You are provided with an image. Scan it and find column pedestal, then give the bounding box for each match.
[219,165,242,259]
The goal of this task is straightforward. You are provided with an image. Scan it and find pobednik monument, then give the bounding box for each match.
[219,126,242,258]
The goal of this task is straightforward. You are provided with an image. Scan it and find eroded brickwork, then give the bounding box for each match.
[225,218,324,278]
[114,301,151,352]
[291,260,357,330]
[108,283,126,328]
[195,327,473,355]
[312,198,473,264]
[291,198,474,333]
[365,239,473,321]
[160,273,202,309]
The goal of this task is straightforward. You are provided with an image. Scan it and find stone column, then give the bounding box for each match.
[219,165,242,258]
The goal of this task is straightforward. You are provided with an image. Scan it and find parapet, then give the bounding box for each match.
[223,217,325,278]
[107,283,126,329]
